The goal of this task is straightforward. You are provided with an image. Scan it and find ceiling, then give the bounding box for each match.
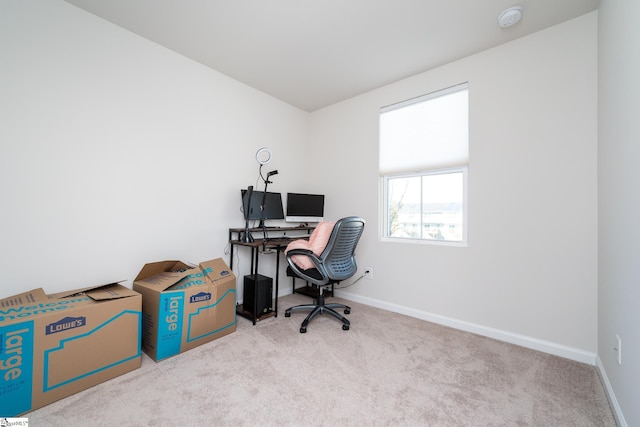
[64,0,600,112]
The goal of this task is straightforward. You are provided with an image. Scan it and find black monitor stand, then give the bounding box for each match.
[241,186,254,243]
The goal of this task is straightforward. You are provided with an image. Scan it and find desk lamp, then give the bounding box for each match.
[259,168,278,251]
[241,147,278,244]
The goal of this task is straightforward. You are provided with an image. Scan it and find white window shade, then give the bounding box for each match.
[379,84,468,175]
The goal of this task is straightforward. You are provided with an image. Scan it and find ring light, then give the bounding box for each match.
[256,147,272,165]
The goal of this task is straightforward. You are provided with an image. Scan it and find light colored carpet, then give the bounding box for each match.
[26,293,615,426]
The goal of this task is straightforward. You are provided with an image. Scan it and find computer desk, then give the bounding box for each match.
[228,226,314,324]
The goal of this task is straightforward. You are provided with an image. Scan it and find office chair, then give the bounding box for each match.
[284,216,365,333]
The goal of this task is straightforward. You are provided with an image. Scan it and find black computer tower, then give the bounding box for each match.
[243,274,273,316]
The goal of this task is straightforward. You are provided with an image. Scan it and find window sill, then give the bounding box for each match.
[381,237,468,247]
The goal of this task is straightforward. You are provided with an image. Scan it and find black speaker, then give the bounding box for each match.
[243,274,273,316]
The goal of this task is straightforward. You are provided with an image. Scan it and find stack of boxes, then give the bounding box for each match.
[0,258,236,417]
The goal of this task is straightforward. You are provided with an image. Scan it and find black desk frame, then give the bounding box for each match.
[228,226,314,324]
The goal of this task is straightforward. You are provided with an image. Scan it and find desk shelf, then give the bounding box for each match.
[228,225,315,325]
[235,304,276,322]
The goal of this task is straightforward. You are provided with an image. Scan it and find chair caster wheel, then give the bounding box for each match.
[342,325,349,331]
[300,327,307,333]
[344,308,350,314]
[285,311,291,317]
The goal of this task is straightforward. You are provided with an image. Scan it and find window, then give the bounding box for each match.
[380,83,468,243]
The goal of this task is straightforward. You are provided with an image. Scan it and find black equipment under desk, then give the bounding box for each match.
[228,226,314,324]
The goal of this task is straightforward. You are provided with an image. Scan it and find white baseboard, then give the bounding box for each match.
[334,289,597,365]
[596,355,628,427]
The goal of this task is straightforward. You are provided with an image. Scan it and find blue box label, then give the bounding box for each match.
[170,267,214,290]
[0,296,90,324]
[45,316,86,335]
[156,293,184,360]
[189,292,211,304]
[0,321,35,416]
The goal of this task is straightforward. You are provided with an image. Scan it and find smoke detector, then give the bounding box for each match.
[498,6,523,28]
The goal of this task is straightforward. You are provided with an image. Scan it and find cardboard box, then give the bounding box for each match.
[0,283,142,417]
[132,258,236,362]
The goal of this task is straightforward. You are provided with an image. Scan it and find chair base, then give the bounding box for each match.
[285,294,351,333]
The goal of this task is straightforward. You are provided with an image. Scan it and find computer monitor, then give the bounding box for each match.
[285,193,325,223]
[241,189,285,222]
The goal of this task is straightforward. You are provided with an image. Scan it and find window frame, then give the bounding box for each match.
[379,82,469,246]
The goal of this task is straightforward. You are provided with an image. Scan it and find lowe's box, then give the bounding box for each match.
[0,283,142,417]
[132,258,236,362]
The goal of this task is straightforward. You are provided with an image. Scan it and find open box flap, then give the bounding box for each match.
[134,260,194,282]
[200,258,234,282]
[0,288,48,307]
[134,260,205,291]
[48,282,130,300]
[84,283,139,300]
[138,271,195,291]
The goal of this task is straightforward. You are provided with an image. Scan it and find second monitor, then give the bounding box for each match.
[285,192,325,223]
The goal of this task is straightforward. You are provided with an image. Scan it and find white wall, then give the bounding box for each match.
[3,1,632,420]
[0,0,309,297]
[598,0,640,425]
[1,0,603,367]
[311,13,598,360]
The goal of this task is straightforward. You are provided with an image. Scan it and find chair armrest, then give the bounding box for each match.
[285,249,329,286]
[286,248,322,271]
[285,248,315,257]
